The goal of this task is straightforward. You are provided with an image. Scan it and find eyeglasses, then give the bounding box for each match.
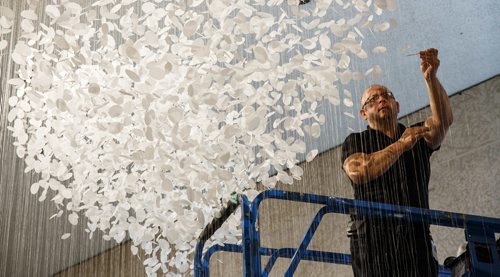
[361,91,395,109]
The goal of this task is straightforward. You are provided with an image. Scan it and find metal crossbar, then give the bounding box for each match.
[194,190,500,277]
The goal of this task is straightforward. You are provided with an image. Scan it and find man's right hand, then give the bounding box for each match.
[396,126,430,152]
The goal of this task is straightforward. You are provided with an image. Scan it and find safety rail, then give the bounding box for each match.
[194,190,500,277]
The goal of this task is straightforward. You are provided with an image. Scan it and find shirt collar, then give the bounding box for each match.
[366,123,406,139]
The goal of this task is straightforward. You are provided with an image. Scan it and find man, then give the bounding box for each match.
[341,48,453,276]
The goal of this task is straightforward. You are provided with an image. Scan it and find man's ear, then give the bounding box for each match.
[360,109,368,120]
[396,101,400,114]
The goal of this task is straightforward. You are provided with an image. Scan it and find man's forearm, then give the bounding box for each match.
[344,142,404,184]
[426,76,453,128]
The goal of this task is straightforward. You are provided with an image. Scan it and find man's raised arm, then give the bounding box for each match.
[420,48,454,149]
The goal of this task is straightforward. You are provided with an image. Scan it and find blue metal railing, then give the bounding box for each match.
[195,190,500,277]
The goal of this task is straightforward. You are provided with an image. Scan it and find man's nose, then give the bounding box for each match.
[377,96,387,104]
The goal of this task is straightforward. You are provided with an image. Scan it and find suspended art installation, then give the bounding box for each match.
[4,0,396,275]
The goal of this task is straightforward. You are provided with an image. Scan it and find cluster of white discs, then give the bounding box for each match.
[4,0,395,275]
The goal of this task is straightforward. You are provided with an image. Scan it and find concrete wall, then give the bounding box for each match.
[53,241,146,277]
[59,76,500,276]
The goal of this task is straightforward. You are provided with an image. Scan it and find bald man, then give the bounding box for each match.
[341,48,453,276]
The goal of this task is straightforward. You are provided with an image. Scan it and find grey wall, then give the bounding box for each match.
[53,240,146,277]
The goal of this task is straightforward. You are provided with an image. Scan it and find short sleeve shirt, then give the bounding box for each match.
[341,122,438,235]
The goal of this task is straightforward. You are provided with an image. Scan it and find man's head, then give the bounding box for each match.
[359,84,399,127]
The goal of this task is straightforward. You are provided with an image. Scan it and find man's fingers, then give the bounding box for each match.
[400,126,432,148]
[407,126,430,137]
[415,126,431,133]
[419,48,438,61]
[420,54,436,61]
[414,128,430,139]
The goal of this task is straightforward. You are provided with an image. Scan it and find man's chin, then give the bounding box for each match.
[373,115,397,125]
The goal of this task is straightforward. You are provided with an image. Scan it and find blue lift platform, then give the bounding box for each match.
[194,190,500,277]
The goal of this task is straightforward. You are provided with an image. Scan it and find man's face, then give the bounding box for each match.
[360,85,399,124]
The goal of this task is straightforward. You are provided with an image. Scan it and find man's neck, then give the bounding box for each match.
[369,121,399,139]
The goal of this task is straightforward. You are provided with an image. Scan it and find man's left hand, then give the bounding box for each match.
[420,48,440,81]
